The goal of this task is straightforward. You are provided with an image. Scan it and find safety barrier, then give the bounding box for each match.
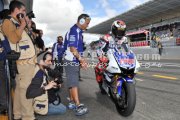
[176,38,180,46]
[130,41,149,47]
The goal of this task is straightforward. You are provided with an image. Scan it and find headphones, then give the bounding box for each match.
[79,17,86,25]
[43,52,52,61]
[37,51,52,63]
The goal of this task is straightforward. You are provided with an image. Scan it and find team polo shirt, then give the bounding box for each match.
[64,24,83,63]
[52,42,65,58]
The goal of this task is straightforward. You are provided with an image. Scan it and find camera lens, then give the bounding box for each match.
[17,13,24,19]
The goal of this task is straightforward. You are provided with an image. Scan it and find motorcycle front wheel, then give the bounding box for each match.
[115,82,136,117]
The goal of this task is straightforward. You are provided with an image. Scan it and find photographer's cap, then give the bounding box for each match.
[27,11,35,19]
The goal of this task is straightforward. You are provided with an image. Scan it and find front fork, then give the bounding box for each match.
[116,76,134,96]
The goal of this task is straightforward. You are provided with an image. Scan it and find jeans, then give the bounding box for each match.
[47,103,67,115]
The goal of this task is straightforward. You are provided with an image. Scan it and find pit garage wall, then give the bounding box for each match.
[131,47,180,60]
[0,1,3,11]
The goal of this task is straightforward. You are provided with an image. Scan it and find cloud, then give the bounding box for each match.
[85,0,150,44]
[33,0,150,47]
[123,0,150,9]
[87,0,118,28]
[88,16,109,28]
[83,33,101,44]
[100,0,117,17]
[33,0,84,47]
[88,0,150,28]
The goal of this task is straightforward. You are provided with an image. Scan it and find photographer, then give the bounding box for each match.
[31,21,45,53]
[2,1,36,120]
[27,11,35,20]
[26,51,66,115]
[26,11,45,53]
[34,29,45,52]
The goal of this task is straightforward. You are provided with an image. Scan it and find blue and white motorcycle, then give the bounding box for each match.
[100,47,140,116]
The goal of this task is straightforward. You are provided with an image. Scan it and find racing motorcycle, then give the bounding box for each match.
[95,47,140,117]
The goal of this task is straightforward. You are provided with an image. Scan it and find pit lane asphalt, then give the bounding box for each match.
[38,58,180,120]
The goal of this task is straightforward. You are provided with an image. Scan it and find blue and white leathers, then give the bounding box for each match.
[98,35,140,116]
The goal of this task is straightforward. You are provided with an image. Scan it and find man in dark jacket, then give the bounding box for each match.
[0,9,10,114]
[26,51,66,115]
[52,36,64,81]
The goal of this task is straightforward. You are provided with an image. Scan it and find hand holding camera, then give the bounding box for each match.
[16,13,24,19]
[44,81,57,90]
[47,68,63,84]
[16,13,31,29]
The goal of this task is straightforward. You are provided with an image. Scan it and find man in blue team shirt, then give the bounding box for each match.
[52,36,64,81]
[64,14,90,116]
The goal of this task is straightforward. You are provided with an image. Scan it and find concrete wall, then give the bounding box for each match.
[131,46,180,60]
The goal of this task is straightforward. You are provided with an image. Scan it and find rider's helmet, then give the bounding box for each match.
[111,20,126,39]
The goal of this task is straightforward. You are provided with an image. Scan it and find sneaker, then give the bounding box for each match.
[79,78,83,81]
[68,102,76,110]
[75,104,88,116]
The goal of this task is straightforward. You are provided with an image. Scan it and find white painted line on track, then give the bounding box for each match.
[136,78,144,81]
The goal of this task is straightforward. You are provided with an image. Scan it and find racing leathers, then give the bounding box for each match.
[95,34,129,85]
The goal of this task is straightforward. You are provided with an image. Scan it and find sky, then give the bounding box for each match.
[33,0,150,47]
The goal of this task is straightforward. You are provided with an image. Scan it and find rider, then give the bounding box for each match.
[95,20,129,93]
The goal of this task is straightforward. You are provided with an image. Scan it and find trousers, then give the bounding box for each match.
[13,64,35,120]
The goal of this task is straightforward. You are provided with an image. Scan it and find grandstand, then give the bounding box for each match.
[87,0,180,48]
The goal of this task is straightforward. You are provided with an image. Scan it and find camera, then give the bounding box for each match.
[47,68,63,84]
[6,50,20,79]
[46,67,62,104]
[26,11,35,19]
[16,11,35,20]
[16,13,24,19]
[6,50,20,61]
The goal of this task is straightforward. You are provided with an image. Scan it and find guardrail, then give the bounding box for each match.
[130,37,180,48]
[130,41,149,47]
[176,38,180,46]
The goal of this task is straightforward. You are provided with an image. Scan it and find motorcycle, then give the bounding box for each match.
[95,47,140,117]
